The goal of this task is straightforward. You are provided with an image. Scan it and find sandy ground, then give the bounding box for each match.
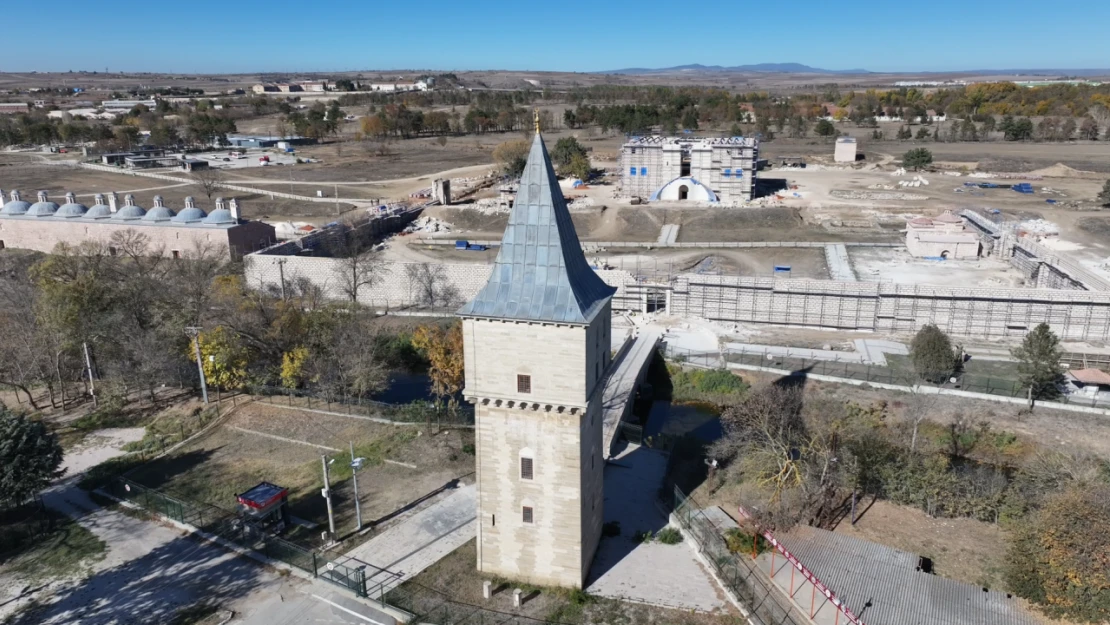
[60,428,145,476]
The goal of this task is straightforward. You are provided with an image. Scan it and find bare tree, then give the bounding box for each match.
[331,231,386,305]
[192,168,226,200]
[405,263,460,309]
[715,384,850,530]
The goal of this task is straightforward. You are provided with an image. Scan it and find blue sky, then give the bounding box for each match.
[3,0,1107,74]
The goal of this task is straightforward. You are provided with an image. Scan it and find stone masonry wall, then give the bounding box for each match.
[243,255,637,311]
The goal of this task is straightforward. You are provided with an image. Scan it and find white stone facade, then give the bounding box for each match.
[621,136,759,202]
[905,212,981,259]
[463,301,610,588]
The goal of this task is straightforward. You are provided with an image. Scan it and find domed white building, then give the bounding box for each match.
[0,189,276,259]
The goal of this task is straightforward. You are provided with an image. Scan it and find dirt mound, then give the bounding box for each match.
[424,206,507,235]
[1025,162,1106,179]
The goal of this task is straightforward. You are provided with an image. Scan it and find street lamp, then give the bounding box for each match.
[350,441,365,531]
[184,327,208,404]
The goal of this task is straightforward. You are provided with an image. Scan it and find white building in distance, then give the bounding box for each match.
[620,136,759,203]
[905,211,981,259]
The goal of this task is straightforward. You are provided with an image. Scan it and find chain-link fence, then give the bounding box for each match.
[385,582,566,625]
[107,477,370,598]
[671,487,808,625]
[665,344,1110,410]
[246,385,474,427]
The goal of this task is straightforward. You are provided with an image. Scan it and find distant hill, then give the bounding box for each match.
[601,64,1110,77]
[602,63,871,75]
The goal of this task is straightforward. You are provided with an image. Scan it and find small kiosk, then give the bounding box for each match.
[235,482,291,532]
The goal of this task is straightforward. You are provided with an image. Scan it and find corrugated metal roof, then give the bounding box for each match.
[779,526,1038,625]
[1068,368,1110,385]
[457,133,615,324]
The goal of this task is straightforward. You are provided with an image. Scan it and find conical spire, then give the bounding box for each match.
[458,133,614,324]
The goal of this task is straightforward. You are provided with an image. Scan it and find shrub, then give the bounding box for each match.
[632,530,654,544]
[725,528,767,555]
[911,324,957,383]
[655,527,683,545]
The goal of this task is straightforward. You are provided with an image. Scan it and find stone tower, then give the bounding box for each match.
[458,131,616,588]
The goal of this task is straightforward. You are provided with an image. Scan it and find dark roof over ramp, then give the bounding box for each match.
[457,133,615,324]
[779,525,1037,625]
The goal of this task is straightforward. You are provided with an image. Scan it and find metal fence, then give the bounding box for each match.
[671,487,808,625]
[665,344,1110,410]
[107,477,372,598]
[247,385,474,426]
[385,582,571,625]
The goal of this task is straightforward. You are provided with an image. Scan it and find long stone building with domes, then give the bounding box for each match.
[458,126,615,588]
[0,189,276,259]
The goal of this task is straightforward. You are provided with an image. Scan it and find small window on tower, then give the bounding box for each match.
[640,167,647,176]
[517,374,531,394]
[522,506,534,524]
[629,167,637,176]
[521,457,534,480]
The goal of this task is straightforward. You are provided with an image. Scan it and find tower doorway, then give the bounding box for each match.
[680,158,691,177]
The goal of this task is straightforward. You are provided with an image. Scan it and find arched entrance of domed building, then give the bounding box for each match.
[678,185,689,200]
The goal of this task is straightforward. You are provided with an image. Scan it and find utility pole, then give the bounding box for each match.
[275,258,287,301]
[350,442,363,531]
[185,327,209,404]
[321,455,336,538]
[82,341,97,408]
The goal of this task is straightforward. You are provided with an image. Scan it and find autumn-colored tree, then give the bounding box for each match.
[280,346,309,389]
[194,326,249,390]
[411,322,464,413]
[1005,484,1110,622]
[492,139,531,177]
[360,114,388,138]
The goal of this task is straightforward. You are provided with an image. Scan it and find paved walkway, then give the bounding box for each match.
[724,339,908,367]
[824,244,857,282]
[587,443,726,612]
[338,483,476,600]
[601,330,662,457]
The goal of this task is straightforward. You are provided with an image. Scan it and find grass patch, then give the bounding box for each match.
[0,512,106,582]
[77,453,146,491]
[655,527,683,545]
[665,362,749,405]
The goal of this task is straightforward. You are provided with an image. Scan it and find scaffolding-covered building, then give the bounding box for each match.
[620,136,759,203]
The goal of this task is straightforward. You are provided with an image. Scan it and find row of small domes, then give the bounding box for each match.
[0,190,240,225]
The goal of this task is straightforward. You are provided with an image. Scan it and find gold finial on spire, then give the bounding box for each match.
[534,108,541,134]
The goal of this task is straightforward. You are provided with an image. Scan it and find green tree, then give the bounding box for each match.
[681,107,699,131]
[813,119,836,139]
[492,139,530,177]
[1011,323,1064,400]
[902,147,933,171]
[551,137,587,169]
[0,410,64,505]
[910,323,956,383]
[566,153,591,181]
[1098,179,1110,206]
